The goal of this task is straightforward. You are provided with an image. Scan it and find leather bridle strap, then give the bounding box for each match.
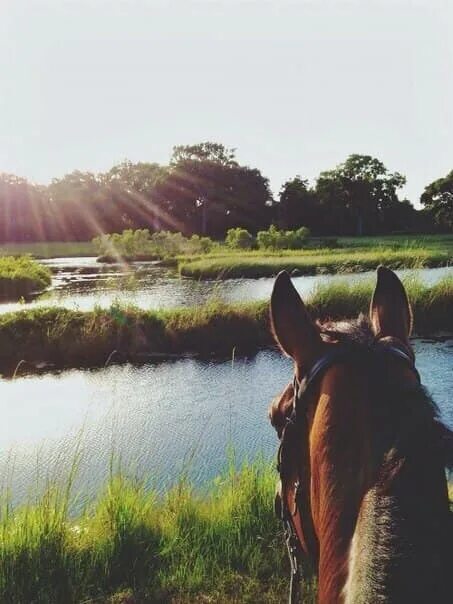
[276,341,420,604]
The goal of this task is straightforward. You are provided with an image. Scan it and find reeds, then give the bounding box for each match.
[0,460,302,603]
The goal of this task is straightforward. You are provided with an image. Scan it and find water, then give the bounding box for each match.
[0,258,451,314]
[1,338,451,508]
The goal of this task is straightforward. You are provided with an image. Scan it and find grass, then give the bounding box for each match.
[0,275,451,375]
[0,256,52,300]
[0,460,313,603]
[0,241,96,259]
[179,246,453,279]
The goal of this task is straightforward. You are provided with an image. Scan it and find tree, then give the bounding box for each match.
[420,170,453,231]
[0,173,53,241]
[156,142,273,238]
[315,155,406,235]
[48,171,106,239]
[171,142,238,166]
[278,176,320,232]
[103,161,167,231]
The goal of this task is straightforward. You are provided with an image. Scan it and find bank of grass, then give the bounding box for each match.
[179,247,452,279]
[0,241,96,259]
[0,276,451,374]
[0,461,315,603]
[0,256,52,300]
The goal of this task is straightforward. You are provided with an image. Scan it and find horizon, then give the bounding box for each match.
[2,0,452,207]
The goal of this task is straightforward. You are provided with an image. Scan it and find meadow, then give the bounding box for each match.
[0,276,451,375]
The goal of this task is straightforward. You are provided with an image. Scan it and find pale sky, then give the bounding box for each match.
[1,0,452,206]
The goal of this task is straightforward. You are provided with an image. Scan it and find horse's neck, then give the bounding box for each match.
[342,458,450,604]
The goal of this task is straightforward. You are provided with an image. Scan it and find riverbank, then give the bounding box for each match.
[0,256,52,300]
[1,276,451,375]
[0,460,314,603]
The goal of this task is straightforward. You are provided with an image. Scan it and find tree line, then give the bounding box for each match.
[0,142,451,242]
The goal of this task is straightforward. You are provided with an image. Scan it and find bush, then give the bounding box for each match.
[257,225,310,250]
[225,228,255,249]
[93,230,213,260]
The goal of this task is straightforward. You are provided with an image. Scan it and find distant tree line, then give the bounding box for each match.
[0,142,451,242]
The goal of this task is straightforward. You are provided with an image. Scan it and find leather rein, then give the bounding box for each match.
[274,339,420,604]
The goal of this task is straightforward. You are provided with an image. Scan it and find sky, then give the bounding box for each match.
[1,0,452,206]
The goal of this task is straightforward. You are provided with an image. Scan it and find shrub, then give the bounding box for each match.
[93,230,214,260]
[225,228,255,249]
[257,225,310,250]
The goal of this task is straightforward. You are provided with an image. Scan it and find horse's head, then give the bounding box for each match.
[269,267,451,603]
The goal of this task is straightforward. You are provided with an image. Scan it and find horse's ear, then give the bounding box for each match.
[271,271,322,367]
[370,266,413,341]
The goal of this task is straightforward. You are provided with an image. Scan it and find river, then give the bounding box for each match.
[1,338,451,510]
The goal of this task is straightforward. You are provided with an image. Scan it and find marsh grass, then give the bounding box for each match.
[179,246,452,279]
[0,276,451,374]
[0,459,309,603]
[0,256,52,300]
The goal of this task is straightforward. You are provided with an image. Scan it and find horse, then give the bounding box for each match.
[269,267,452,603]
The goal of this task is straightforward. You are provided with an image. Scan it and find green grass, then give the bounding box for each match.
[0,460,313,603]
[0,256,52,300]
[179,246,453,279]
[1,276,451,375]
[0,241,96,259]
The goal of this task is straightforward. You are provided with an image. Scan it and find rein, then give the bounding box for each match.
[275,340,420,604]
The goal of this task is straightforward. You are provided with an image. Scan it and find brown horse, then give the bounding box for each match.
[269,267,452,603]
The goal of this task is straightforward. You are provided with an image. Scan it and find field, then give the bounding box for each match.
[0,276,451,375]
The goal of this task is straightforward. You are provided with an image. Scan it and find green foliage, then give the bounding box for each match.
[315,154,411,235]
[420,169,453,231]
[278,176,319,232]
[225,227,255,250]
[256,225,310,250]
[0,256,51,299]
[171,142,238,166]
[93,229,213,261]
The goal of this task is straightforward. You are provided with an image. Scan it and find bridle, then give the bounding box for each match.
[274,338,421,604]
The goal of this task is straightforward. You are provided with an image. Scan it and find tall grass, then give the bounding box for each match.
[0,276,451,374]
[0,461,306,603]
[179,247,452,279]
[0,256,52,300]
